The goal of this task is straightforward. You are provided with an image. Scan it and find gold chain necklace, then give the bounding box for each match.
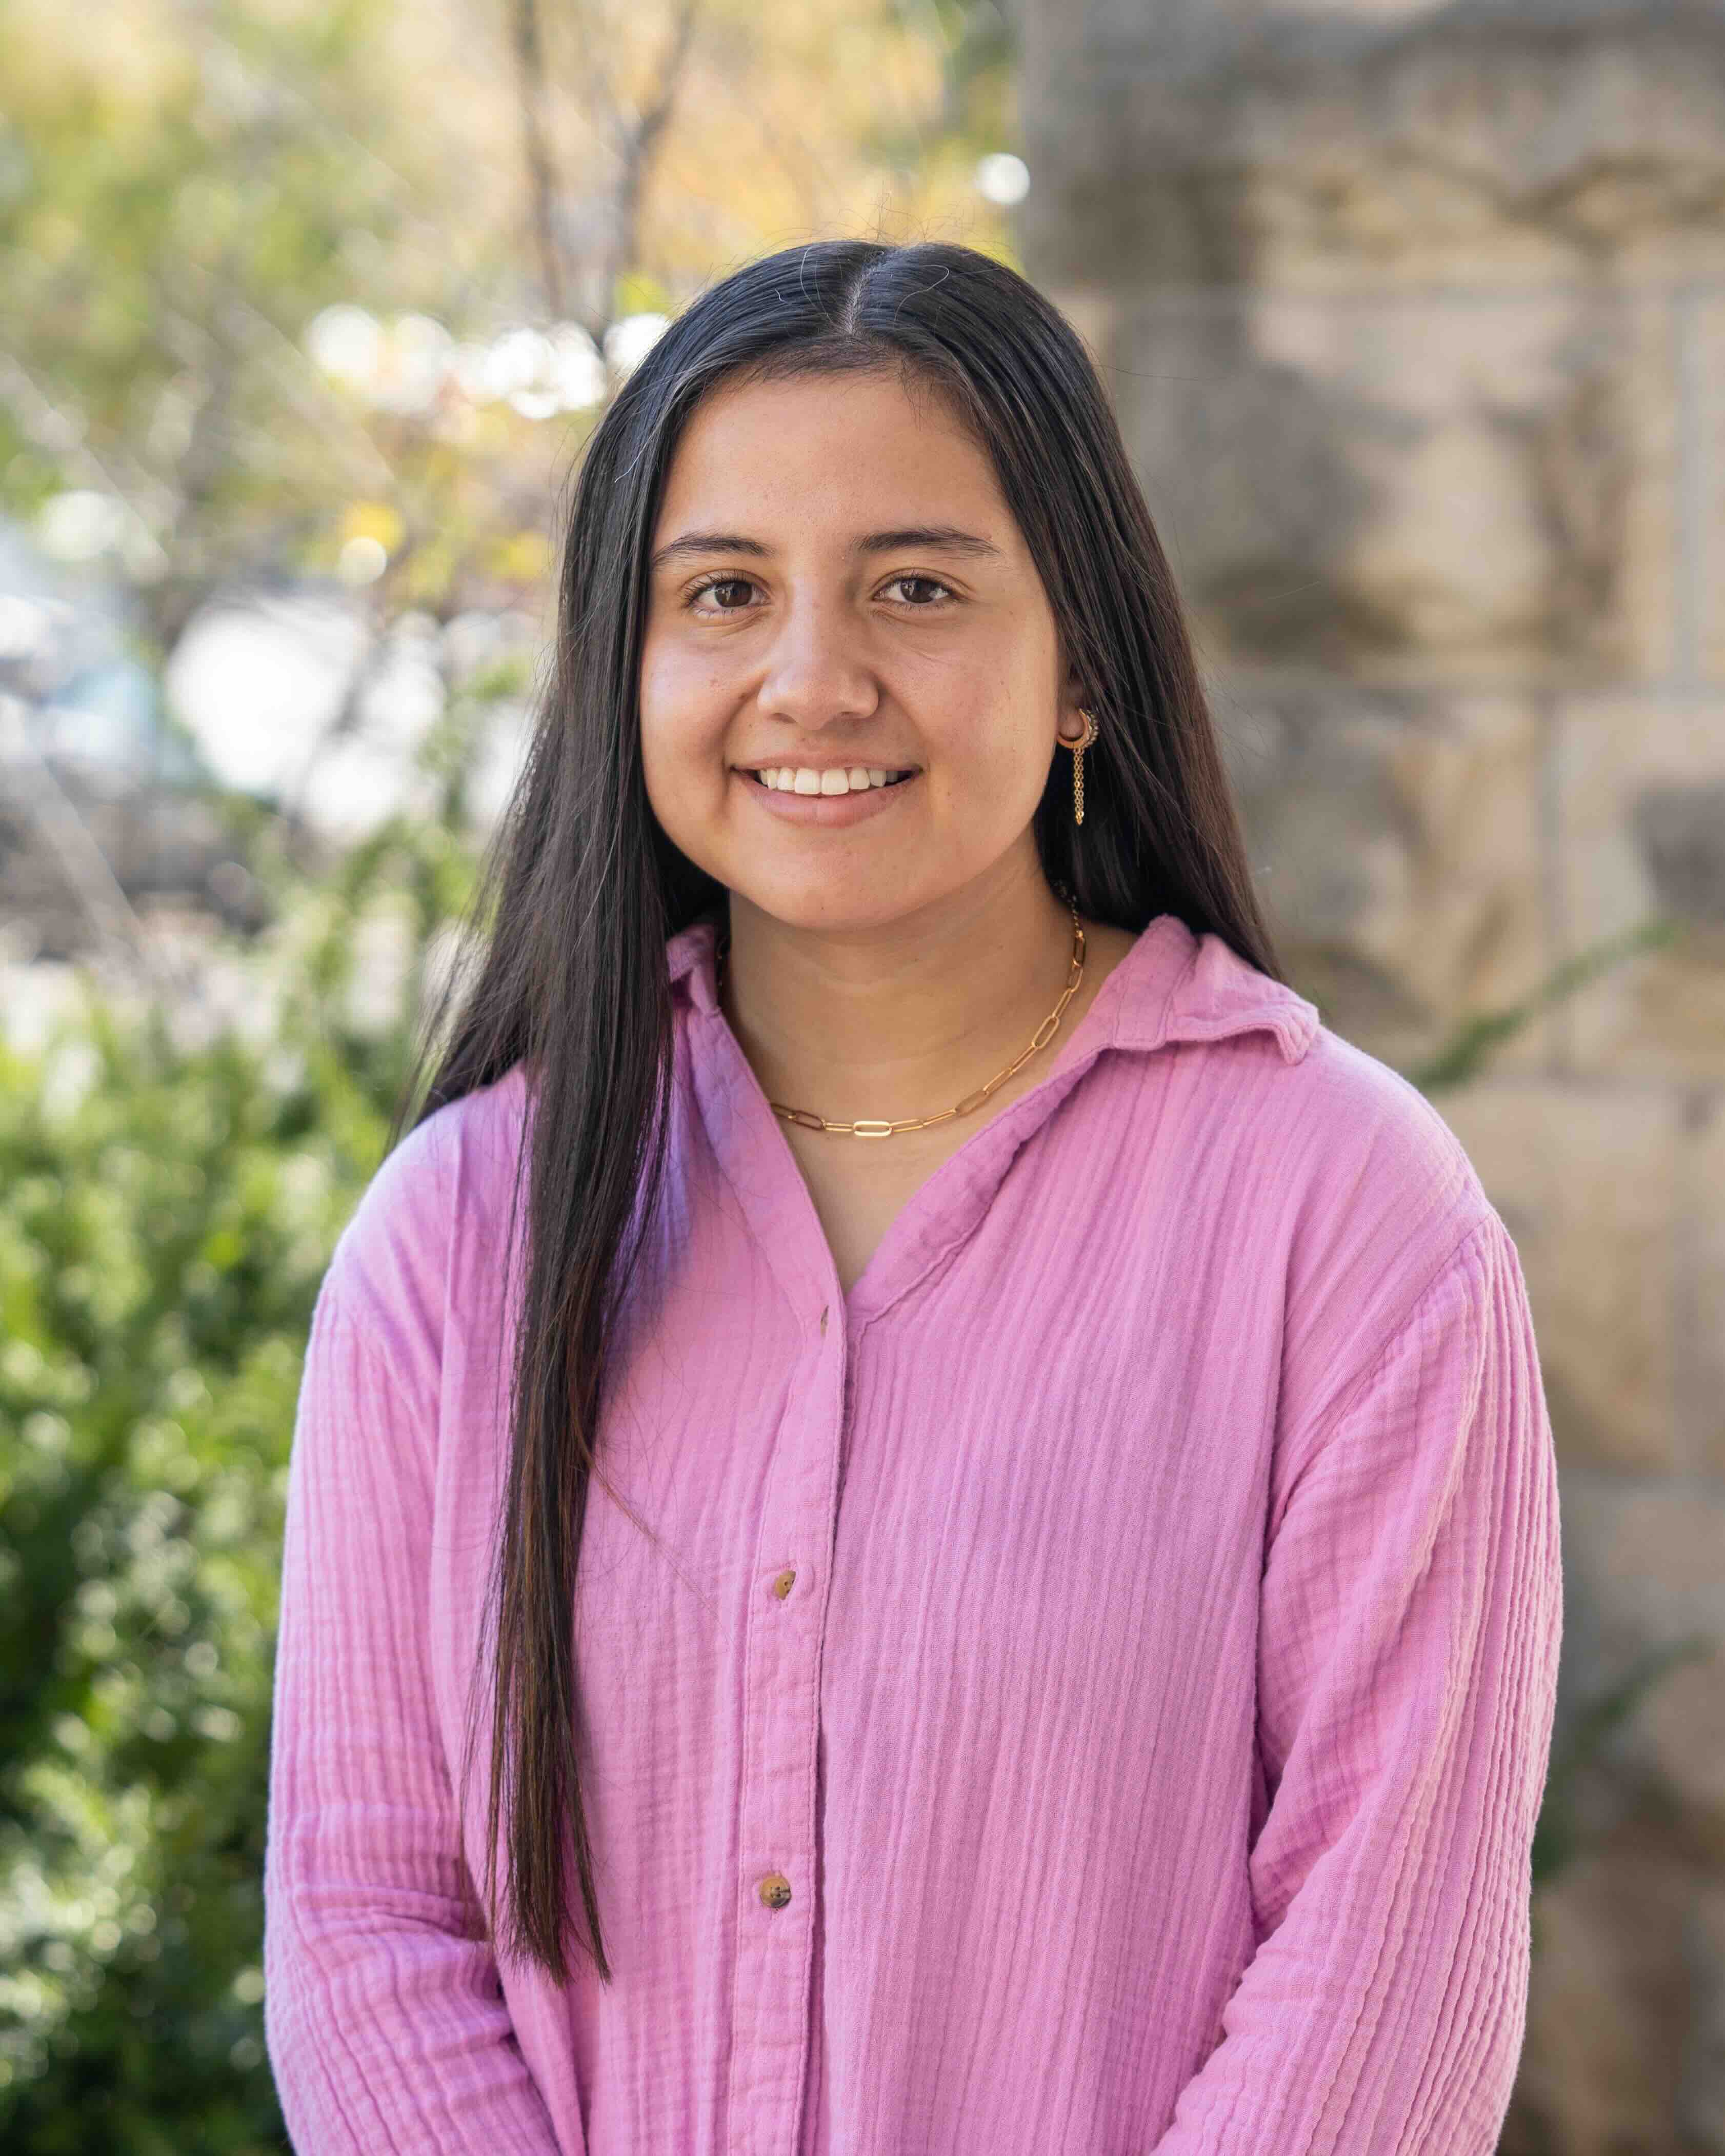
[713,893,1086,1138]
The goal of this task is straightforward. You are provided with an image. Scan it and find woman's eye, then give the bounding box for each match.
[884,575,953,607]
[689,576,756,612]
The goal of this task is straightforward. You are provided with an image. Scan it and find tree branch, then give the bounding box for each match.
[0,693,173,992]
[607,0,703,302]
[509,0,568,319]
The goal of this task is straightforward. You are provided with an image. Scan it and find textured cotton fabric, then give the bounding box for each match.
[263,906,1563,2155]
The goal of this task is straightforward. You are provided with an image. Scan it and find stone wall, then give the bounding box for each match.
[1019,3,1725,2148]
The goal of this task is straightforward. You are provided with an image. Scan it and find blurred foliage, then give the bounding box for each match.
[1406,913,1682,1095]
[0,1021,368,2150]
[0,723,488,2149]
[1530,1635,1717,1893]
[0,0,1021,658]
[2,0,446,641]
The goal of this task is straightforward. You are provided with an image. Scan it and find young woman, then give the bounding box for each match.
[263,239,1562,2155]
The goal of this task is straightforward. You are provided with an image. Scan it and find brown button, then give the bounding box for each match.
[758,1871,792,1909]
[772,1568,796,1600]
[819,1306,829,1336]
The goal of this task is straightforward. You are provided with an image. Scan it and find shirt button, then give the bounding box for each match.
[758,1872,793,1909]
[772,1568,796,1600]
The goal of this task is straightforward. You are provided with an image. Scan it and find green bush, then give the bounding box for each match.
[0,789,471,2154]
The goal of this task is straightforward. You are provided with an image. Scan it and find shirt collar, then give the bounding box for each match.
[666,906,1319,1066]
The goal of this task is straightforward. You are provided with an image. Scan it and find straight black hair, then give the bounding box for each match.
[391,237,1283,1986]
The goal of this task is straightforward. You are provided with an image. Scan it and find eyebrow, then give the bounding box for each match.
[647,525,1006,573]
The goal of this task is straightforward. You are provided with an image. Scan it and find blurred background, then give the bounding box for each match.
[0,0,1720,2148]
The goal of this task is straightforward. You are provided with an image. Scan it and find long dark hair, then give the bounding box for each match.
[389,237,1283,1987]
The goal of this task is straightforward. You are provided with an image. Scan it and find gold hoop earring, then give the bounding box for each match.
[1064,709,1099,826]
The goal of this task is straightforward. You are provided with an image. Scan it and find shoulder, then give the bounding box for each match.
[1260,1020,1503,1432]
[317,1063,530,1393]
[1101,920,1492,1316]
[1276,1020,1488,1247]
[1141,923,1491,1280]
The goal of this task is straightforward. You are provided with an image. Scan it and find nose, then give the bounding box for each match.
[756,585,881,732]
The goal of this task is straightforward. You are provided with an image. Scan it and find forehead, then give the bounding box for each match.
[653,368,1010,529]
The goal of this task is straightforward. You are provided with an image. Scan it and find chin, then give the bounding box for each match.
[725,876,934,938]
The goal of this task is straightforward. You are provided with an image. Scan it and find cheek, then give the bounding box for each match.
[934,698,1049,812]
[638,643,731,800]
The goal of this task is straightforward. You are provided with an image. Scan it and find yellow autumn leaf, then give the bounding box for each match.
[493,530,551,583]
[340,500,405,552]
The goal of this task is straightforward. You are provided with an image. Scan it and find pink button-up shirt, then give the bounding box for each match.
[264,907,1563,2155]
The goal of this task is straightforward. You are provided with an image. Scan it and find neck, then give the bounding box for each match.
[716,853,1081,1126]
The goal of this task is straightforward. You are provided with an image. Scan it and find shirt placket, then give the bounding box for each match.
[688,999,851,2156]
[725,1288,846,2156]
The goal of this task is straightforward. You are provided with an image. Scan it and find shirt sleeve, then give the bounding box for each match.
[1148,1208,1563,2155]
[263,1273,563,2153]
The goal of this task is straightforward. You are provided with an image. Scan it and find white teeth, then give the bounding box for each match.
[756,765,910,795]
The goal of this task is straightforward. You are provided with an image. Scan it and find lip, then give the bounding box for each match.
[735,766,920,827]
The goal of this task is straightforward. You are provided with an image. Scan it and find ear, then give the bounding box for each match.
[1056,684,1090,742]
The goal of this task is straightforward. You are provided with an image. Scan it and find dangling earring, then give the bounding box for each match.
[1062,709,1099,826]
